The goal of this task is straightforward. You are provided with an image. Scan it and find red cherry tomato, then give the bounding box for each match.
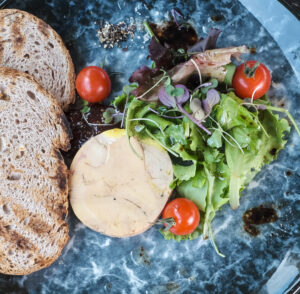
[75,66,111,103]
[162,198,200,235]
[232,60,271,100]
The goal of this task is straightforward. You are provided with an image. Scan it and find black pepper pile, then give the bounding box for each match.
[97,21,136,48]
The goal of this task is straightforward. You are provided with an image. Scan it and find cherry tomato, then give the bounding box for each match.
[232,60,271,100]
[75,66,111,103]
[162,198,200,235]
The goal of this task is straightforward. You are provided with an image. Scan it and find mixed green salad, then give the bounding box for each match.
[100,14,299,256]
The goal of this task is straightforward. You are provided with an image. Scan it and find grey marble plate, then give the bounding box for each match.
[1,1,300,293]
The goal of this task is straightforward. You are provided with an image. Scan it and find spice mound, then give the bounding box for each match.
[98,21,136,48]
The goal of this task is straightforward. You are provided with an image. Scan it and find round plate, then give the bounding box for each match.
[1,0,300,293]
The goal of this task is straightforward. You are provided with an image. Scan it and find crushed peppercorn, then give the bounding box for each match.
[97,21,136,48]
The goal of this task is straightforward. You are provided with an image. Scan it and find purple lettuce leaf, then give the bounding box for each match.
[187,28,221,53]
[201,89,220,114]
[174,84,190,104]
[158,87,177,108]
[129,65,158,97]
[148,37,173,69]
[171,9,183,29]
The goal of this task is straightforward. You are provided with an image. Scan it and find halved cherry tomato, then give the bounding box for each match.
[232,60,271,100]
[162,198,200,235]
[76,66,111,103]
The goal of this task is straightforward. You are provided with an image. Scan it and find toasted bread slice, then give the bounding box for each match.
[0,67,71,275]
[0,9,75,110]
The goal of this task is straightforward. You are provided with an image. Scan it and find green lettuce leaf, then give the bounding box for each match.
[165,124,187,145]
[159,224,203,241]
[207,130,222,148]
[173,162,197,182]
[225,105,290,209]
[177,169,208,211]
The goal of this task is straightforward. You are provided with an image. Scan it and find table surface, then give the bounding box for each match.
[0,1,300,293]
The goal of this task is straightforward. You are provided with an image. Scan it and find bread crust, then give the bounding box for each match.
[0,67,71,275]
[0,9,76,110]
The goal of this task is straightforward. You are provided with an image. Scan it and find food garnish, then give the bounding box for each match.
[76,66,111,103]
[161,198,200,235]
[105,12,299,256]
[232,60,271,100]
[97,21,136,49]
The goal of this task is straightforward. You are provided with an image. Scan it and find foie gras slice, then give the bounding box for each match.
[69,128,173,237]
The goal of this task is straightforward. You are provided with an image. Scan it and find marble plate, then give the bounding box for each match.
[1,1,300,293]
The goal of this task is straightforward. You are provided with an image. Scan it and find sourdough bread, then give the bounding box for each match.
[0,9,75,110]
[0,67,70,275]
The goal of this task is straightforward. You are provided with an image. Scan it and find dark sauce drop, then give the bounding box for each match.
[62,104,118,166]
[242,205,278,237]
[249,47,257,54]
[149,21,198,52]
[286,170,292,176]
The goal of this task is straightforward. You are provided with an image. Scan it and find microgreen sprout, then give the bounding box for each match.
[250,85,260,104]
[121,84,136,128]
[80,99,90,114]
[208,224,225,258]
[194,82,212,91]
[103,107,123,124]
[144,20,159,43]
[82,112,119,127]
[209,127,241,150]
[171,9,184,29]
[148,107,184,119]
[209,115,244,154]
[240,103,269,137]
[129,118,166,137]
[190,58,202,84]
[157,81,222,135]
[145,129,179,157]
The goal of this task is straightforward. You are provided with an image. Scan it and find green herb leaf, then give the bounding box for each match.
[123,84,137,95]
[144,113,172,130]
[207,130,222,148]
[165,84,175,96]
[224,63,236,87]
[165,124,187,145]
[80,105,90,114]
[216,92,257,130]
[102,108,114,123]
[134,124,145,133]
[173,87,184,97]
[177,170,208,211]
[201,79,218,94]
[164,76,172,86]
[173,162,197,181]
[223,94,291,209]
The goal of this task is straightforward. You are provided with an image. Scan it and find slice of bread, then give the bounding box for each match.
[0,67,71,275]
[0,9,75,110]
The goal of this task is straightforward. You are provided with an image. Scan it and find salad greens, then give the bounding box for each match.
[109,80,291,255]
[103,16,296,256]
